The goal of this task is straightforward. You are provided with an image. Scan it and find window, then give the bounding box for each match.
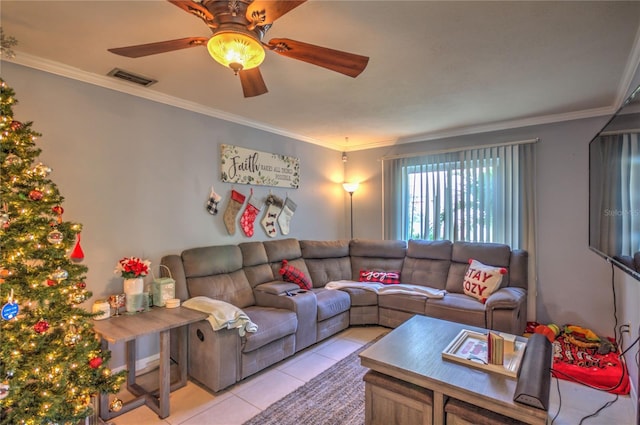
[383,141,536,251]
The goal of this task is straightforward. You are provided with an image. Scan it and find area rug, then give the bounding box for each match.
[242,334,385,425]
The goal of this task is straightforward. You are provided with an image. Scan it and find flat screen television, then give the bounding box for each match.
[589,84,640,280]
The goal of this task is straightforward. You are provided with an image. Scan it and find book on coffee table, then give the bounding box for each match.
[442,329,526,378]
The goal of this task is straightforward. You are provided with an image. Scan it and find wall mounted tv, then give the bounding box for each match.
[589,84,640,280]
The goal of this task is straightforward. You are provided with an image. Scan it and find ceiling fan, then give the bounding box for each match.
[108,0,369,97]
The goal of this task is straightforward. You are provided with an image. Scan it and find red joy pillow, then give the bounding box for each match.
[279,260,312,290]
[463,259,507,303]
[359,270,401,285]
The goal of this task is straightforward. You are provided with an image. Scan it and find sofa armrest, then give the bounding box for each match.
[254,281,300,295]
[485,287,526,310]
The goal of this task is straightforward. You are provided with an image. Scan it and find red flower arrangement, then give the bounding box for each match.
[114,256,151,279]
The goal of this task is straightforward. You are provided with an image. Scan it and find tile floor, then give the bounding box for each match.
[106,326,636,425]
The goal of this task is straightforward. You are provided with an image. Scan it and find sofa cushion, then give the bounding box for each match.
[242,306,297,353]
[239,242,276,288]
[187,269,256,309]
[446,242,511,293]
[182,245,243,277]
[463,259,507,303]
[338,286,378,306]
[314,288,351,321]
[425,294,486,328]
[378,293,427,315]
[350,239,406,280]
[401,240,452,290]
[300,240,352,287]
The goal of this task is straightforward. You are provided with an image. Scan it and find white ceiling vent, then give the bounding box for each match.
[107,68,157,87]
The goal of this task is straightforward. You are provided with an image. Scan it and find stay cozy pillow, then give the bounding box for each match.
[463,259,507,303]
[359,270,401,285]
[279,260,312,290]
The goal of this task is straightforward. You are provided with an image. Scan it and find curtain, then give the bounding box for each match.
[382,141,536,251]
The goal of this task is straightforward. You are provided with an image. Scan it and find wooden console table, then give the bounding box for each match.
[359,315,548,425]
[93,306,207,420]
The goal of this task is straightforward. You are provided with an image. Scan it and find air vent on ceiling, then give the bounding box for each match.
[107,68,157,87]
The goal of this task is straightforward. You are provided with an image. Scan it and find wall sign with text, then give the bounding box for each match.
[220,144,300,189]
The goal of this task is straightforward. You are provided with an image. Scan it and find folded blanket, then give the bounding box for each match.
[325,280,446,299]
[182,296,258,336]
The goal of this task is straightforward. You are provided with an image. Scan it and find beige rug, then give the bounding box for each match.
[242,335,384,425]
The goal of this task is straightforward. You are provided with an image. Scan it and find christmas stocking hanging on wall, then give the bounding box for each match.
[277,197,297,235]
[261,194,283,238]
[240,189,263,237]
[206,186,222,215]
[223,189,246,235]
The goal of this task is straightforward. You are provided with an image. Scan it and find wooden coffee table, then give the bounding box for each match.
[359,315,548,425]
[93,306,207,420]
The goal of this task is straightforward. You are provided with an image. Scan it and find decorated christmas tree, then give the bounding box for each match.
[0,79,126,424]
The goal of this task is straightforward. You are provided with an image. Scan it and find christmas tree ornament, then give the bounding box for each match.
[261,193,283,238]
[88,357,103,369]
[46,279,56,287]
[4,153,22,166]
[277,197,298,235]
[34,319,50,334]
[52,205,64,224]
[64,325,81,346]
[70,232,85,261]
[51,268,69,281]
[109,398,123,412]
[76,281,86,289]
[31,162,52,177]
[47,229,64,244]
[0,382,9,400]
[29,189,43,201]
[223,189,246,235]
[0,212,9,229]
[10,120,22,130]
[239,189,263,238]
[206,186,222,215]
[1,290,18,320]
[72,292,86,304]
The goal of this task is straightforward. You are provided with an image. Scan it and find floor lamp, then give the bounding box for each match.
[343,182,359,239]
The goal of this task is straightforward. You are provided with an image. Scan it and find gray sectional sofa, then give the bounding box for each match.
[160,238,528,393]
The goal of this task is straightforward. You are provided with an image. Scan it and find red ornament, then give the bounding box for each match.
[29,190,43,201]
[88,357,103,369]
[52,205,64,224]
[46,279,56,287]
[70,233,85,261]
[76,281,86,289]
[34,320,49,334]
[10,120,22,131]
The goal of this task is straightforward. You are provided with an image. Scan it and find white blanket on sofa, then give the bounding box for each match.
[182,296,258,336]
[325,280,446,298]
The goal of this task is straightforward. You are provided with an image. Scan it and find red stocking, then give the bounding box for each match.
[240,191,263,237]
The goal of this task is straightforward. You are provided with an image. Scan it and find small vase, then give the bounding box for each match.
[123,277,144,313]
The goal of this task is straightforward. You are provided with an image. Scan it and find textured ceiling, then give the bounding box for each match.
[2,1,640,151]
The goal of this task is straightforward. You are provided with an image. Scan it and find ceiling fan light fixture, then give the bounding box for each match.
[207,30,265,74]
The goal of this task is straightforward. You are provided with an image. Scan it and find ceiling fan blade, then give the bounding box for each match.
[167,0,214,22]
[239,67,269,98]
[267,38,369,78]
[108,37,208,58]
[246,0,306,26]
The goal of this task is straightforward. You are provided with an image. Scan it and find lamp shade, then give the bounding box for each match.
[343,182,359,193]
[207,30,265,73]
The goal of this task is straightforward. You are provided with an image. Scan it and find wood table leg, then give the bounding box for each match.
[158,329,170,419]
[433,391,445,425]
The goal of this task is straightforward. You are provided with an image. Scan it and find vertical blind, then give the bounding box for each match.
[382,141,537,252]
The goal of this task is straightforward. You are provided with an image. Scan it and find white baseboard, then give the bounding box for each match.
[111,353,160,376]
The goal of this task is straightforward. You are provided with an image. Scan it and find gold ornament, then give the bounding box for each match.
[109,397,123,412]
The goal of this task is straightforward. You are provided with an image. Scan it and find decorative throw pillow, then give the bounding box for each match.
[359,270,401,285]
[463,259,507,303]
[279,260,312,290]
